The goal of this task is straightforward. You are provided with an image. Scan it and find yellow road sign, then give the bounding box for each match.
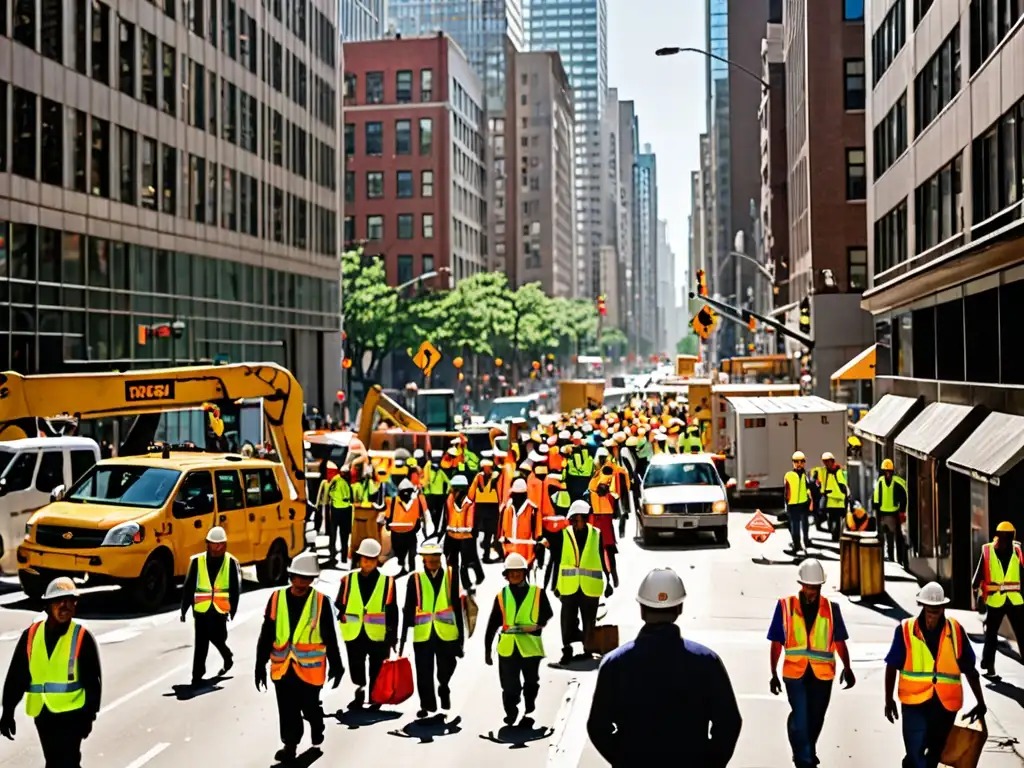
[413,341,441,375]
[692,305,717,340]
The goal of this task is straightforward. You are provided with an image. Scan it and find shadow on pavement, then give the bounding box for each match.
[164,675,232,700]
[848,593,913,622]
[388,714,462,743]
[479,717,554,749]
[333,706,403,729]
[752,555,799,566]
[270,746,322,767]
[633,535,730,553]
[984,678,1024,710]
[548,657,600,672]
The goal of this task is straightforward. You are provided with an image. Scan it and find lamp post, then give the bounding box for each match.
[654,46,771,91]
[395,266,452,296]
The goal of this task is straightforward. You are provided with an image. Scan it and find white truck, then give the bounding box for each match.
[722,396,846,497]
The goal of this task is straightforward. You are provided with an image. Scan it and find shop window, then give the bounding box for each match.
[1000,279,1024,384]
[965,287,999,383]
[935,299,965,381]
[911,307,935,379]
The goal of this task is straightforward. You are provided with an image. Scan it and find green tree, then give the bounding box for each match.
[341,249,400,387]
[676,333,699,356]
[599,326,629,357]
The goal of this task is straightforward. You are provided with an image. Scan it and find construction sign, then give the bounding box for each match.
[412,341,441,376]
[692,305,717,340]
[746,509,775,543]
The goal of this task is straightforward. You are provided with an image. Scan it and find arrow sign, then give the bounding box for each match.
[412,341,441,376]
[745,509,775,543]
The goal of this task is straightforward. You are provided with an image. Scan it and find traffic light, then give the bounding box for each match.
[799,297,811,335]
[746,313,757,332]
[692,305,717,339]
[696,269,708,297]
[597,295,607,316]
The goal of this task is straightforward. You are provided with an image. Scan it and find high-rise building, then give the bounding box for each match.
[696,133,714,280]
[525,0,608,299]
[617,100,638,346]
[0,0,342,407]
[656,219,678,354]
[600,89,625,314]
[760,19,788,316]
[635,147,658,353]
[342,0,388,41]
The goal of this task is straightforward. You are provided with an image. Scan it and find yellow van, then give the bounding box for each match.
[18,451,305,609]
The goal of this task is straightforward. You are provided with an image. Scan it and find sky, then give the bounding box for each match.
[608,0,707,299]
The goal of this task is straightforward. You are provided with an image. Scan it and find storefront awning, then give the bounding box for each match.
[854,394,923,444]
[831,345,877,382]
[947,412,1024,484]
[894,402,982,460]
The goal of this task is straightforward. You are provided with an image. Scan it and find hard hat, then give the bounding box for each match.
[797,558,826,586]
[42,577,81,601]
[355,538,382,559]
[528,451,544,463]
[206,526,227,544]
[446,447,459,456]
[431,450,443,459]
[821,451,835,461]
[916,581,950,606]
[636,568,687,608]
[413,449,424,459]
[480,458,494,467]
[398,478,415,491]
[287,551,320,578]
[510,478,528,493]
[567,500,591,519]
[450,474,469,488]
[848,435,862,447]
[547,436,558,446]
[558,430,571,440]
[996,521,1016,534]
[530,430,544,442]
[881,458,895,471]
[792,451,806,461]
[595,447,610,458]
[654,432,667,441]
[503,553,529,570]
[538,444,550,454]
[625,436,639,447]
[418,542,444,556]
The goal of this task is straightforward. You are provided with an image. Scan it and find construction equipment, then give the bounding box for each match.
[356,384,428,449]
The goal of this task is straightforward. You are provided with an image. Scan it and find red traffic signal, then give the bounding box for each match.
[596,295,607,316]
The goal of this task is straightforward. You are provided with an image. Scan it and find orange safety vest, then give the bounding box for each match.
[780,595,836,681]
[470,471,501,503]
[613,463,630,496]
[527,473,545,508]
[497,464,515,505]
[387,494,427,532]
[268,589,327,686]
[897,617,964,712]
[500,500,541,564]
[446,496,475,540]
[549,451,565,473]
[588,473,617,516]
[541,476,569,533]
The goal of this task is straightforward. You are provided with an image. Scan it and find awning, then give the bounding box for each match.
[854,394,922,444]
[894,402,981,460]
[947,412,1024,484]
[831,345,877,382]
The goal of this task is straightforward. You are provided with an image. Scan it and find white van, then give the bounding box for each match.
[0,437,101,572]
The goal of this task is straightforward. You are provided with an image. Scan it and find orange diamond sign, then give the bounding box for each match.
[745,509,775,543]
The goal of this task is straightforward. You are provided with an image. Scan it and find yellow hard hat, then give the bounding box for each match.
[996,521,1016,534]
[791,451,806,461]
[848,435,861,447]
[881,458,895,471]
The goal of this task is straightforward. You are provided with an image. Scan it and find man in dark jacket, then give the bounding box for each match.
[587,568,742,766]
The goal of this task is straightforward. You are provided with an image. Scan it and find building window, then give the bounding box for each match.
[395,120,412,154]
[423,213,434,239]
[72,0,87,72]
[41,0,62,62]
[91,118,109,197]
[847,248,868,291]
[397,214,414,239]
[344,171,354,202]
[344,123,354,155]
[191,61,206,128]
[366,171,383,198]
[421,170,434,197]
[419,118,433,155]
[366,72,383,104]
[141,31,157,106]
[41,98,63,186]
[14,0,35,48]
[343,72,356,104]
[844,59,865,110]
[118,18,135,96]
[396,70,412,103]
[92,0,110,84]
[162,145,176,214]
[915,26,960,136]
[914,0,935,27]
[12,88,36,180]
[367,215,383,241]
[422,254,434,274]
[916,154,962,252]
[365,122,382,155]
[162,43,176,116]
[119,127,136,205]
[873,198,908,277]
[344,215,354,244]
[397,254,414,285]
[71,108,87,191]
[421,69,433,101]
[392,170,412,198]
[871,0,906,85]
[844,0,864,20]
[141,136,157,209]
[873,91,908,178]
[972,100,1023,226]
[846,149,866,200]
[970,0,1023,74]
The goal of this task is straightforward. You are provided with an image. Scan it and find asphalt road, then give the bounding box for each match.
[1,512,1023,768]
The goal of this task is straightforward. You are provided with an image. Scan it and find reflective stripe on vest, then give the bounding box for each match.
[873,476,907,513]
[897,618,964,712]
[339,572,391,643]
[567,453,593,477]
[413,568,460,643]
[556,525,604,598]
[780,596,836,681]
[389,495,425,531]
[981,542,1024,608]
[194,553,234,614]
[446,496,475,539]
[269,589,327,686]
[497,586,544,658]
[784,471,810,505]
[25,621,86,717]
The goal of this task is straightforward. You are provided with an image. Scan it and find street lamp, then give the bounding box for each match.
[395,266,452,294]
[655,46,771,91]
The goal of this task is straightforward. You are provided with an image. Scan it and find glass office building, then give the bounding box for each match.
[342,0,389,41]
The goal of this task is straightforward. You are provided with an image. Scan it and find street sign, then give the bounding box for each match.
[412,341,441,376]
[745,509,776,543]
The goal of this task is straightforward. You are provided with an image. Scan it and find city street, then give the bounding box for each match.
[1,511,1022,767]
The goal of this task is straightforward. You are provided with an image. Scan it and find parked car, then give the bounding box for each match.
[638,453,730,545]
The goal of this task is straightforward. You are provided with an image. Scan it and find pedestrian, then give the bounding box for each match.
[471,457,503,562]
[255,552,343,763]
[399,543,465,719]
[816,452,849,540]
[784,452,814,554]
[385,478,428,575]
[588,457,620,587]
[441,474,485,593]
[768,558,856,768]
[538,468,571,589]
[587,567,742,766]
[873,458,908,565]
[484,553,553,725]
[325,464,353,564]
[564,434,594,502]
[335,539,398,707]
[350,462,386,559]
[884,582,987,768]
[555,500,612,665]
[0,578,102,768]
[423,450,450,535]
[499,478,542,568]
[973,521,1024,675]
[180,526,240,687]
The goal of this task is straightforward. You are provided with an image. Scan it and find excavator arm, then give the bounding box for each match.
[356,384,427,447]
[0,363,306,503]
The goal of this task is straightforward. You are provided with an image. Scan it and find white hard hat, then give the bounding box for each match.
[821,451,835,461]
[654,432,667,441]
[567,500,591,519]
[528,451,544,463]
[450,474,469,488]
[418,542,443,556]
[503,553,529,570]
[355,538,382,559]
[287,551,320,578]
[431,450,443,459]
[538,444,549,454]
[206,526,227,544]
[399,478,415,491]
[595,447,610,458]
[792,451,806,461]
[446,447,459,456]
[510,478,528,493]
[917,581,950,606]
[797,558,826,586]
[42,576,81,601]
[636,568,687,608]
[572,431,583,440]
[413,449,424,459]
[558,430,571,440]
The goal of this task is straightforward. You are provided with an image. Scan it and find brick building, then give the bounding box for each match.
[343,33,488,286]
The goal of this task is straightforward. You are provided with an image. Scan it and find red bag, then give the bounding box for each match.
[370,656,414,705]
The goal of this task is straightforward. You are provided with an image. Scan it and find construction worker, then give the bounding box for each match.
[499,477,542,567]
[768,558,855,768]
[469,458,502,563]
[588,458,620,587]
[565,433,594,501]
[385,478,428,575]
[784,452,814,554]
[180,526,240,687]
[815,452,849,541]
[681,424,703,453]
[845,500,876,532]
[335,539,397,707]
[610,440,633,538]
[974,521,1024,675]
[351,463,386,560]
[884,582,987,768]
[587,568,742,766]
[441,474,485,592]
[400,543,465,719]
[325,465,353,563]
[538,465,571,587]
[255,552,343,763]
[873,458,908,565]
[484,553,554,725]
[0,578,102,767]
[423,450,451,536]
[555,500,612,665]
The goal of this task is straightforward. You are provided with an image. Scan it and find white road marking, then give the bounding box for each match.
[546,675,596,767]
[122,742,170,767]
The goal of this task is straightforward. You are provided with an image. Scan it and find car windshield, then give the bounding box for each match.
[66,465,182,508]
[644,462,719,487]
[487,401,531,421]
[0,450,14,477]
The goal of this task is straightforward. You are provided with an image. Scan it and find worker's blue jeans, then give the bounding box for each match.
[785,672,833,767]
[787,504,811,551]
[901,699,956,768]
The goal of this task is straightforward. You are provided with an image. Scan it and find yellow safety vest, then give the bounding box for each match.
[193,553,235,614]
[567,452,594,477]
[268,589,326,686]
[784,471,810,505]
[822,469,848,509]
[780,596,836,681]
[497,586,545,658]
[328,475,352,507]
[557,525,604,598]
[339,572,391,642]
[413,568,459,643]
[25,621,87,717]
[873,476,907,513]
[898,618,963,712]
[981,541,1024,608]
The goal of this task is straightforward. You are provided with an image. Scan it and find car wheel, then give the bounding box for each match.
[640,521,657,546]
[713,528,729,545]
[257,540,289,587]
[131,552,171,611]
